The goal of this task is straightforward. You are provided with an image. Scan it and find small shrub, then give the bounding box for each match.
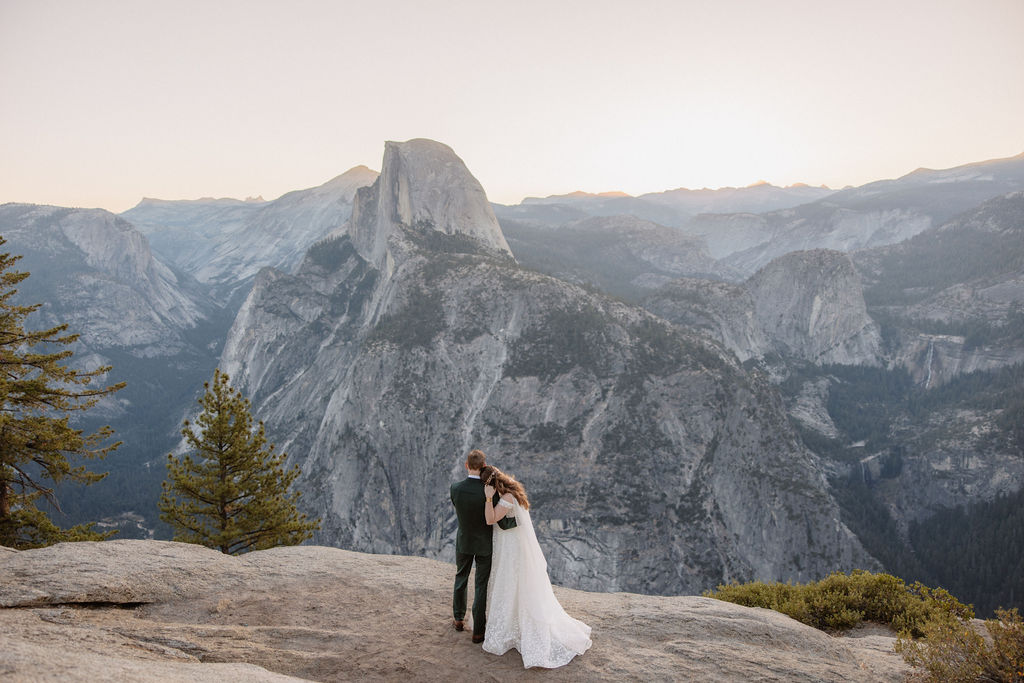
[987,608,1024,681]
[706,570,972,636]
[896,607,1024,682]
[896,617,987,681]
[710,573,1024,680]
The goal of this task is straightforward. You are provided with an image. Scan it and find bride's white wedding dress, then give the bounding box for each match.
[483,499,592,668]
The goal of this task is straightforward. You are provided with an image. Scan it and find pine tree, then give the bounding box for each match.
[159,369,319,554]
[0,238,124,548]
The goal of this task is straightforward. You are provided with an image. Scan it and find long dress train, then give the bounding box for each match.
[482,500,592,668]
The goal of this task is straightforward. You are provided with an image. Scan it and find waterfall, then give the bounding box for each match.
[923,339,935,389]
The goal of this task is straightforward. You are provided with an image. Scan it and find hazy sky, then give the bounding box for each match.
[2,0,1022,211]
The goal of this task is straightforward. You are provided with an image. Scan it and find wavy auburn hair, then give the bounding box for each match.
[479,465,530,510]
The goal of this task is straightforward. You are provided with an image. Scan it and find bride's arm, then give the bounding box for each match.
[485,494,514,525]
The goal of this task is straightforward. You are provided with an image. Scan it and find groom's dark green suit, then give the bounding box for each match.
[451,475,492,637]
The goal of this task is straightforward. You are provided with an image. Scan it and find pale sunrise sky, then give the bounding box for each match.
[1,0,1022,212]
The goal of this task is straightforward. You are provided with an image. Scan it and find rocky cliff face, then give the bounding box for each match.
[123,165,379,302]
[855,191,1024,386]
[0,204,214,356]
[746,250,881,365]
[646,250,881,366]
[217,140,874,595]
[348,139,510,266]
[643,278,768,362]
[893,333,1024,389]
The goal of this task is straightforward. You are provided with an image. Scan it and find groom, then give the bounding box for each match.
[450,449,492,644]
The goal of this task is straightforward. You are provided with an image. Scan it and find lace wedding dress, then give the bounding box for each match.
[483,499,592,668]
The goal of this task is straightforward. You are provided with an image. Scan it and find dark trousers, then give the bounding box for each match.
[453,552,492,636]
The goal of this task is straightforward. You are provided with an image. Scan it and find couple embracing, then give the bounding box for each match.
[450,449,592,669]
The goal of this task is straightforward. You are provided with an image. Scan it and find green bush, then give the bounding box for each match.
[706,570,972,636]
[896,608,1024,682]
[709,572,1024,680]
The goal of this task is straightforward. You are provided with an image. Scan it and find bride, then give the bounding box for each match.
[479,465,592,668]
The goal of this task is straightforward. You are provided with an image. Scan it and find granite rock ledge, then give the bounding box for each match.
[0,540,909,681]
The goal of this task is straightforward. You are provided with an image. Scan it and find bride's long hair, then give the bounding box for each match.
[480,466,530,510]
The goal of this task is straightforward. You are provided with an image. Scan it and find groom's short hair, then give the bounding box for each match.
[466,449,486,470]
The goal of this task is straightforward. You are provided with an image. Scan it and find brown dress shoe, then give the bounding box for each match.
[453,619,465,632]
[472,633,485,644]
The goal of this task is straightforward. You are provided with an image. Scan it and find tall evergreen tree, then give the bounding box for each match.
[159,369,319,554]
[0,238,124,548]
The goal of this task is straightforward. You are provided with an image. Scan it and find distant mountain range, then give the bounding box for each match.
[520,181,835,216]
[2,145,1022,613]
[500,152,1024,278]
[495,180,835,229]
[695,152,1024,275]
[122,165,379,303]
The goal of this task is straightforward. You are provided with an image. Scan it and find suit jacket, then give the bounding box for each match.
[450,477,492,556]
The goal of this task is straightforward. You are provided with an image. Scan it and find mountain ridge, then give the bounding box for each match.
[122,165,380,302]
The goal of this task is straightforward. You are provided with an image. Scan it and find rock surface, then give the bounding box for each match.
[0,540,910,682]
[646,250,881,366]
[893,333,1024,389]
[745,250,881,365]
[786,377,841,439]
[348,139,511,267]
